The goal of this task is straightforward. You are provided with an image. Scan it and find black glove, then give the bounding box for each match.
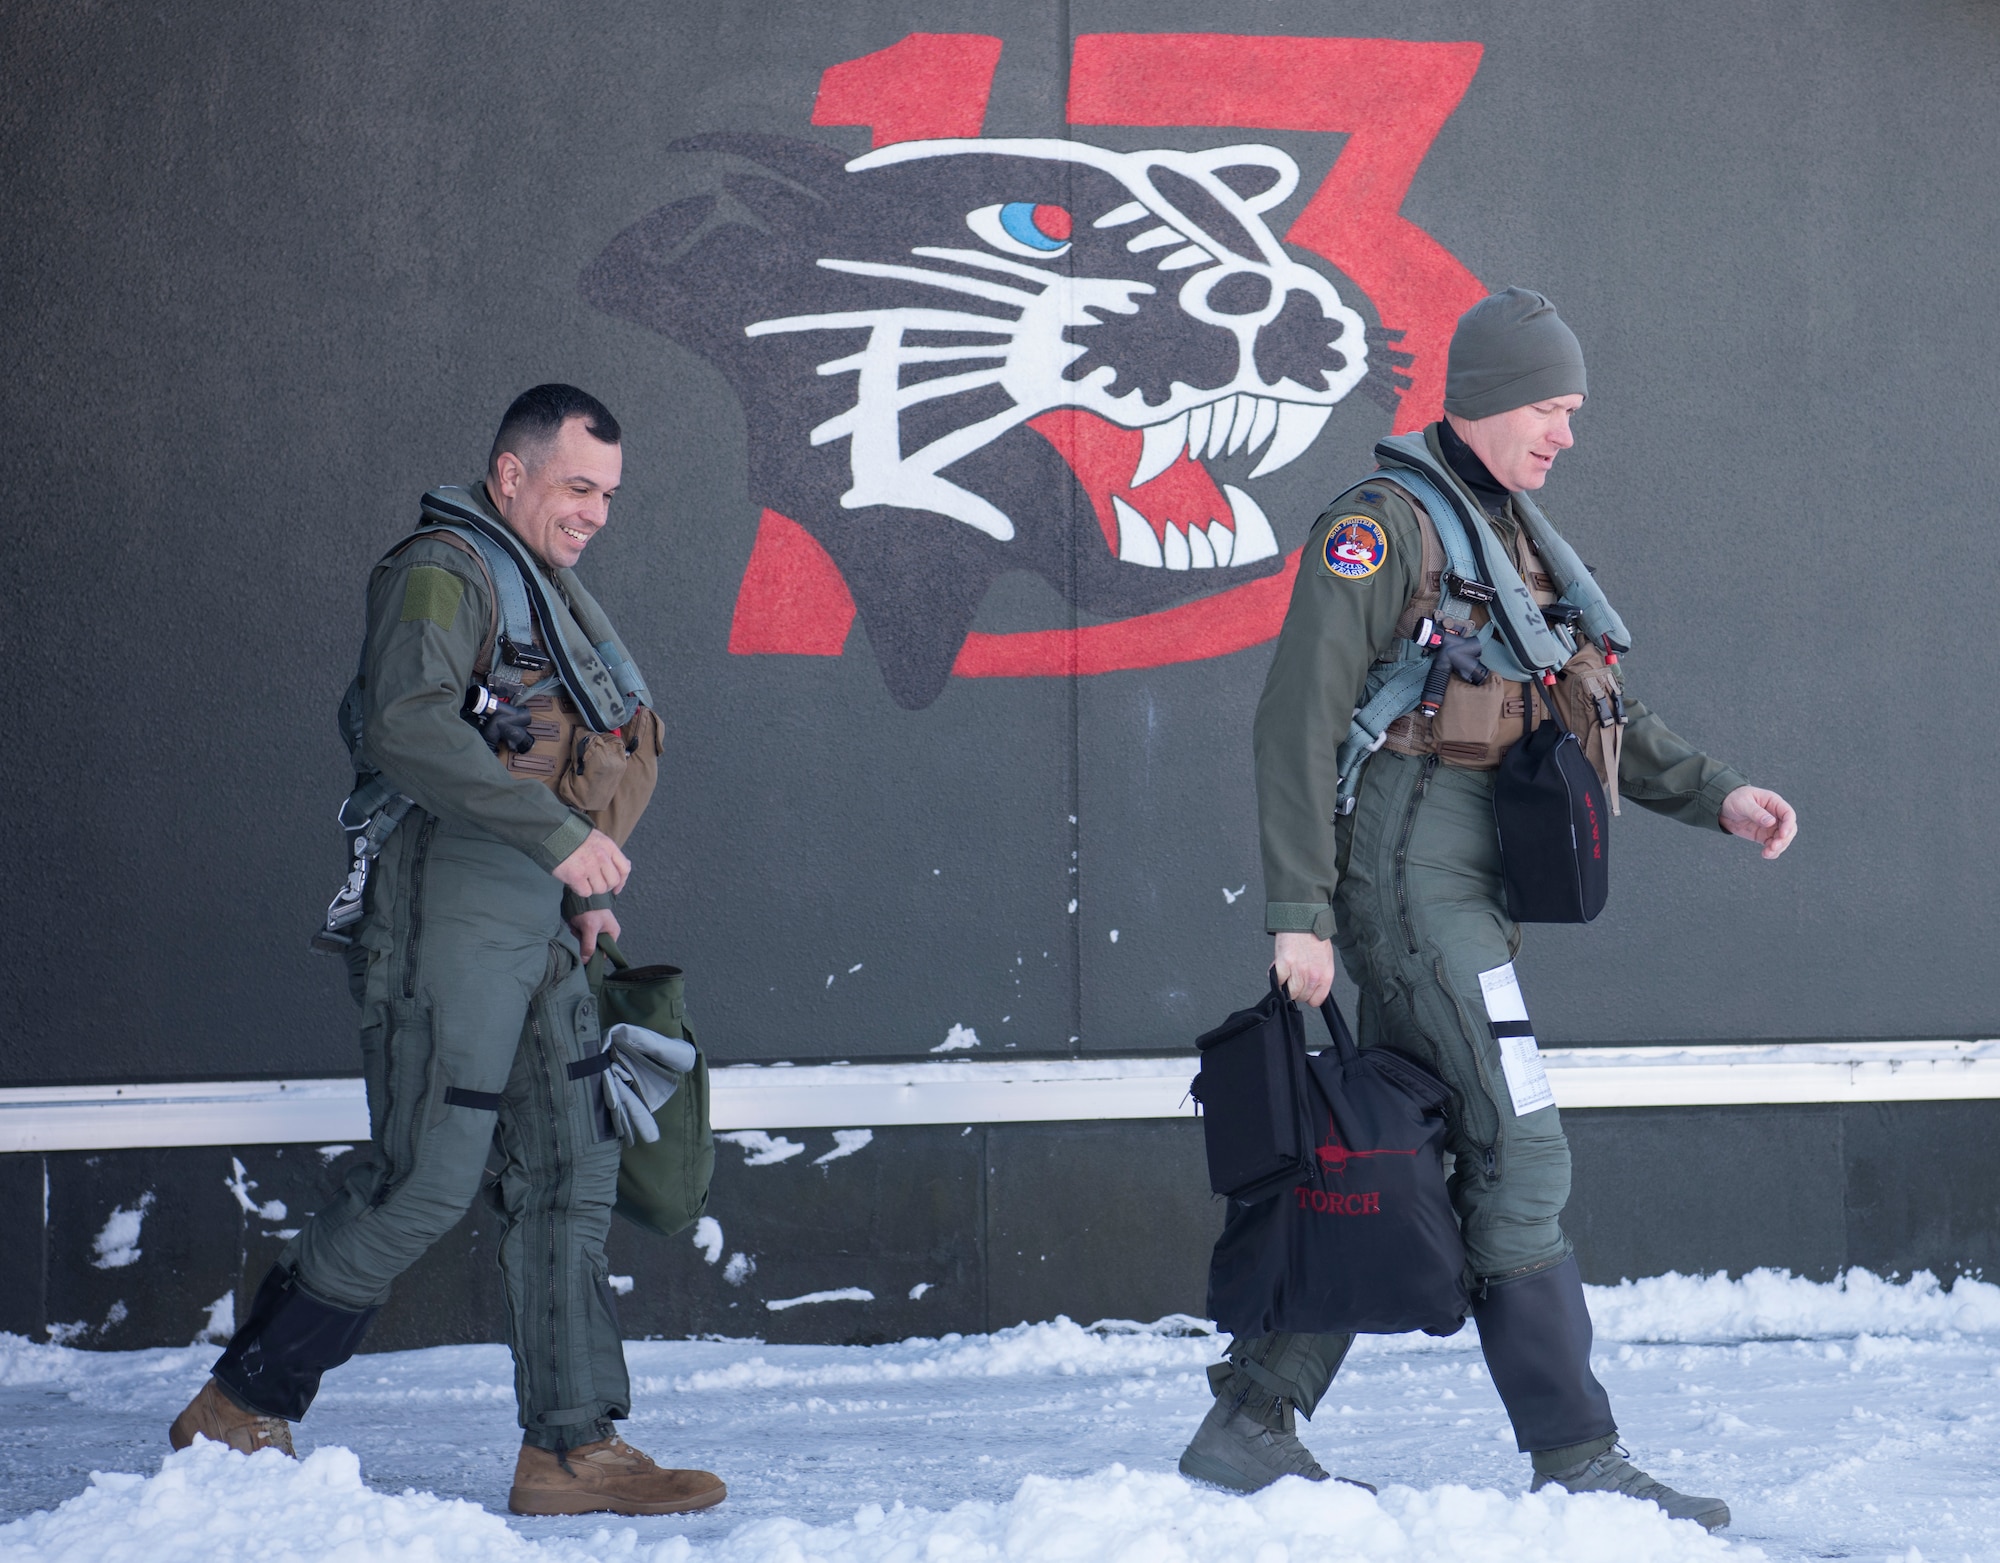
[463,686,536,754]
[1418,624,1490,717]
[1434,625,1489,685]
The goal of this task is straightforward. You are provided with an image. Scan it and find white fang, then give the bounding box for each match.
[1205,396,1235,458]
[1222,484,1280,564]
[1249,402,1333,479]
[1133,414,1188,488]
[1226,395,1258,455]
[1163,524,1191,571]
[1113,496,1164,567]
[1247,395,1279,453]
[1186,523,1216,569]
[1185,404,1212,459]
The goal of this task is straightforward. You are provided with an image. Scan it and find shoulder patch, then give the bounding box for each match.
[400,563,465,630]
[1321,515,1389,580]
[1359,488,1384,504]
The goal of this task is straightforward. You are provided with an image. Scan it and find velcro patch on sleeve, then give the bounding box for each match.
[399,564,465,630]
[1321,515,1388,580]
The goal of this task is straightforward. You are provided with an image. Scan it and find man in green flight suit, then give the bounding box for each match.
[169,384,724,1518]
[1179,290,1797,1530]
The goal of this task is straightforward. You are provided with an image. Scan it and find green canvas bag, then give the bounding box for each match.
[587,934,715,1237]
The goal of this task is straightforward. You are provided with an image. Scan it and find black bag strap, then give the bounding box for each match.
[1523,673,1570,740]
[1270,965,1362,1065]
[1317,995,1360,1063]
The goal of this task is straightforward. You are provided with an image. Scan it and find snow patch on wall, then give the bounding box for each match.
[196,1291,235,1345]
[717,1131,806,1166]
[723,1253,756,1287]
[767,1287,875,1312]
[90,1192,155,1269]
[607,1275,634,1296]
[692,1215,724,1264]
[814,1130,874,1166]
[931,1025,979,1054]
[223,1158,287,1222]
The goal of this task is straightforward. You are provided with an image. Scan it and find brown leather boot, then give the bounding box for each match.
[508,1437,726,1516]
[168,1377,296,1457]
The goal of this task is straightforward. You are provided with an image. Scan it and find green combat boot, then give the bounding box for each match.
[1177,1385,1375,1495]
[1531,1443,1730,1531]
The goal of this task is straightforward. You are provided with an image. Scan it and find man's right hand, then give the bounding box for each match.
[554,828,631,898]
[1273,930,1335,1006]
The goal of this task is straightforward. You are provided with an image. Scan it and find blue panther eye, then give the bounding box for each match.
[1000,202,1071,250]
[967,203,1073,259]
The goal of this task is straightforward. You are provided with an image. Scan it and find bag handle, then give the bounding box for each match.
[1270,966,1362,1064]
[1521,671,1571,741]
[594,933,632,972]
[1318,995,1360,1063]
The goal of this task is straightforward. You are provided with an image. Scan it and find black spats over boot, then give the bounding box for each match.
[211,1264,379,1421]
[1472,1254,1616,1453]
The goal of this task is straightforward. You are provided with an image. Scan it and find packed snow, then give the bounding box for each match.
[5,1269,2000,1561]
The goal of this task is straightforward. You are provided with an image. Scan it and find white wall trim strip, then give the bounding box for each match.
[4,1041,1999,1152]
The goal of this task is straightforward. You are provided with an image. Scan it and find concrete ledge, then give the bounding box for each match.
[5,1041,2000,1152]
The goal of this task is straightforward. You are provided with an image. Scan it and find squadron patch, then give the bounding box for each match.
[1322,515,1388,580]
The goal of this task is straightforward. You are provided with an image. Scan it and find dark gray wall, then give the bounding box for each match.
[6,0,1999,1087]
[11,1100,1998,1352]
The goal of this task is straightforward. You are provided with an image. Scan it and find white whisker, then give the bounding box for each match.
[749,306,1019,340]
[894,369,1009,408]
[816,257,1040,307]
[908,246,1065,285]
[885,345,1014,363]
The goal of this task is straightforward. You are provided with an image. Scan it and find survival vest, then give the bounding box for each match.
[1331,432,1632,813]
[333,488,660,872]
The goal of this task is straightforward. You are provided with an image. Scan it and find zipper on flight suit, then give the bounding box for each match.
[1393,755,1439,955]
[400,816,437,1000]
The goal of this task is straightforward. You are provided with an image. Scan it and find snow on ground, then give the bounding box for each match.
[4,1269,1998,1561]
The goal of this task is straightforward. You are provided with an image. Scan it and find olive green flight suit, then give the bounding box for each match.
[1232,426,1747,1460]
[224,486,637,1451]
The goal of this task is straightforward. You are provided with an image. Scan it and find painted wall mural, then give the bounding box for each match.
[583,32,1489,708]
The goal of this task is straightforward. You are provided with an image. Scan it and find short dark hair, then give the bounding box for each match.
[487,383,621,474]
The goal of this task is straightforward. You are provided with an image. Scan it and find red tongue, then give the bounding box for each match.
[1027,408,1231,554]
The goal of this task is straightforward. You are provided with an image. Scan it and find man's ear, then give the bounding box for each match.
[492,450,525,502]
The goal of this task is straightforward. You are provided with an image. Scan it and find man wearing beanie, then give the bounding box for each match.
[1179,289,1797,1530]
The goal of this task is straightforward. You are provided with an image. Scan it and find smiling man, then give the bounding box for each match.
[1180,291,1797,1527]
[168,385,720,1518]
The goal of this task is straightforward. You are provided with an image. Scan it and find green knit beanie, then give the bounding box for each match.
[1444,287,1587,419]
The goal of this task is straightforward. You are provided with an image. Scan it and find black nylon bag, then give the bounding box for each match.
[1188,969,1317,1203]
[1206,997,1469,1338]
[1493,683,1610,924]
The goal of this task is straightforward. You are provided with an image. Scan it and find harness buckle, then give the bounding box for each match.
[1441,571,1497,605]
[500,635,553,673]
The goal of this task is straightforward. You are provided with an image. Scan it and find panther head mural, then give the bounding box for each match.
[583,132,1399,708]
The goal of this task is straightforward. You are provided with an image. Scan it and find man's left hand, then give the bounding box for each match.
[1720,785,1798,860]
[570,908,622,962]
